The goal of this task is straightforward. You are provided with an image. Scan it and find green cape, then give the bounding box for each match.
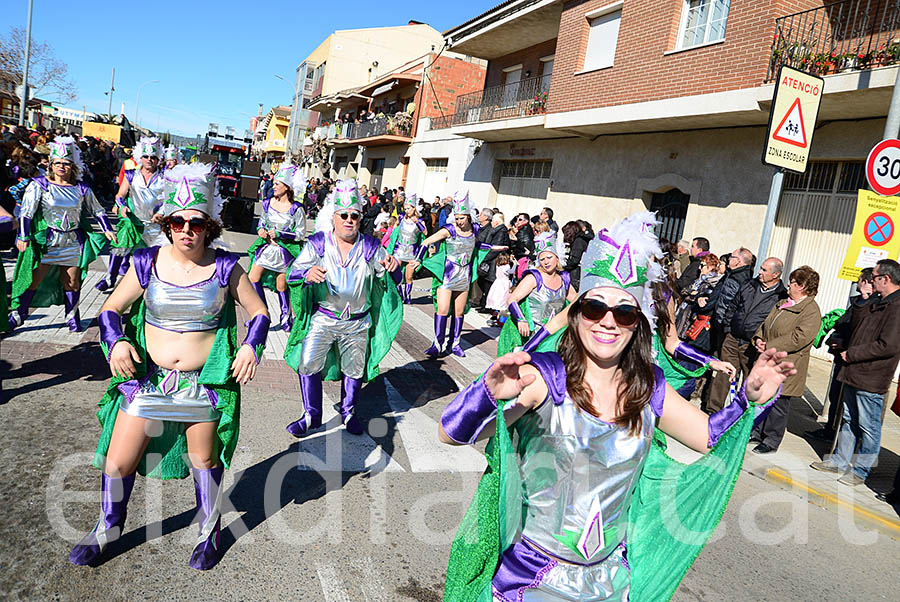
[10,204,107,311]
[0,266,8,334]
[247,237,304,291]
[653,332,710,393]
[92,297,241,480]
[496,295,569,357]
[386,219,425,257]
[283,268,403,382]
[418,232,489,315]
[109,205,147,250]
[444,344,758,601]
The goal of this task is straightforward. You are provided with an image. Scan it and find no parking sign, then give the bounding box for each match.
[839,190,900,281]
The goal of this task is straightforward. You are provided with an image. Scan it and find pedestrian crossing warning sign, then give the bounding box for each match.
[772,98,807,147]
[762,65,823,173]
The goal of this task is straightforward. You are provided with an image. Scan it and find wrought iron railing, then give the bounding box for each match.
[431,74,551,130]
[318,114,413,141]
[768,0,900,81]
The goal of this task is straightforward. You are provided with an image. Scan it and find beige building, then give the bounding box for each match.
[285,22,445,155]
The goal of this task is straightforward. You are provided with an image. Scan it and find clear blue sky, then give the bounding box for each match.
[1,0,490,137]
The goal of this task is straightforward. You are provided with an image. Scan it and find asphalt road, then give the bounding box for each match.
[1,268,898,601]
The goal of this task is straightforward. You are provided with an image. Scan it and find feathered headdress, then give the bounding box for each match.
[451,190,471,216]
[579,211,665,329]
[48,136,84,174]
[404,193,420,211]
[332,179,362,213]
[159,163,223,221]
[534,231,559,258]
[273,163,307,199]
[132,136,163,162]
[164,145,178,161]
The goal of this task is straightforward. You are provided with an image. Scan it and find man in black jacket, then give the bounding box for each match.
[512,213,535,263]
[705,257,787,413]
[676,237,711,294]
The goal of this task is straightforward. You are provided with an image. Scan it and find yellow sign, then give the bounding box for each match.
[762,66,824,173]
[838,189,900,281]
[82,121,121,143]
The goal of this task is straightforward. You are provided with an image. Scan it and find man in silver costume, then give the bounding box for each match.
[284,179,400,436]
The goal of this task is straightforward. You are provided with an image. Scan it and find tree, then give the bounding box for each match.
[0,26,77,103]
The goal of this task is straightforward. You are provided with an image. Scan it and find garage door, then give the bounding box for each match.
[497,160,552,217]
[422,158,448,199]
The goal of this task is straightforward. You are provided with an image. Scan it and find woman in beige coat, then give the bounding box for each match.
[749,265,822,453]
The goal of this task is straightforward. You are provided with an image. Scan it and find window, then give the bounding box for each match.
[499,160,553,179]
[678,0,730,49]
[583,3,622,72]
[424,158,448,172]
[783,161,867,193]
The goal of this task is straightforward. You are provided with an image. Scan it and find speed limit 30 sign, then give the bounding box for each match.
[866,139,900,196]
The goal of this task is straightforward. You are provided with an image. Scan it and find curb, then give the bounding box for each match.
[757,466,900,540]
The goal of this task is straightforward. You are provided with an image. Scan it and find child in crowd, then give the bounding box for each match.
[485,251,514,328]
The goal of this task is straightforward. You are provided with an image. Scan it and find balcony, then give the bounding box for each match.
[433,74,551,130]
[316,113,414,147]
[768,0,900,81]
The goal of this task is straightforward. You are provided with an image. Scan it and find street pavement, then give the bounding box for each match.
[1,236,899,601]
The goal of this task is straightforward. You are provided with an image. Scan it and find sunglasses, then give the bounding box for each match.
[338,211,361,222]
[168,215,208,235]
[577,298,641,327]
[51,162,71,168]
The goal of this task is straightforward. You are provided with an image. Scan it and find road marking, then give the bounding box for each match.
[383,378,486,473]
[316,563,353,602]
[293,391,405,473]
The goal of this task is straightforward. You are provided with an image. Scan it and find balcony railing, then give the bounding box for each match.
[316,113,413,142]
[768,0,900,81]
[432,74,551,130]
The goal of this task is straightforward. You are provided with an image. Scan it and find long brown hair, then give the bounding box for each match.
[558,296,656,436]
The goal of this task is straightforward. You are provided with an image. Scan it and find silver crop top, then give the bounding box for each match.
[144,267,227,332]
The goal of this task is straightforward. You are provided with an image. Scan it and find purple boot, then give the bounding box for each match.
[286,372,324,437]
[8,289,36,330]
[402,283,413,304]
[425,314,449,358]
[278,290,293,332]
[189,465,224,570]
[69,473,135,566]
[96,254,125,291]
[64,290,83,332]
[448,316,466,357]
[340,376,364,436]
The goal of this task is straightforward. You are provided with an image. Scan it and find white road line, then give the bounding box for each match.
[293,392,405,474]
[316,563,353,602]
[383,378,486,473]
[402,304,493,375]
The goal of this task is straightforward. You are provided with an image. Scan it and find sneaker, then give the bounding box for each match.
[875,490,900,504]
[837,473,866,487]
[751,443,777,455]
[809,461,841,474]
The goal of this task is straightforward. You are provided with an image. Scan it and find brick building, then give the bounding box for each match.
[309,52,486,191]
[426,0,900,355]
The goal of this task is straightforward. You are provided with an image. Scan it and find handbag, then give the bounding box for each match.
[478,261,491,277]
[685,314,711,341]
[891,392,900,418]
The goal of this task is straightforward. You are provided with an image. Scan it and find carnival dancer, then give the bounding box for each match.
[385,193,426,304]
[247,164,307,331]
[497,230,577,356]
[68,162,269,570]
[8,137,116,332]
[440,211,794,602]
[0,205,17,404]
[164,145,178,169]
[283,179,401,436]
[410,190,491,358]
[97,136,166,292]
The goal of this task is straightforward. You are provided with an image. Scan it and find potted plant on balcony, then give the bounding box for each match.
[528,92,548,115]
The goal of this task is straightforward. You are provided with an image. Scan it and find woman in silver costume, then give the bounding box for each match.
[97,136,166,291]
[439,212,794,601]
[8,136,116,332]
[386,193,426,304]
[410,190,491,358]
[499,230,577,356]
[69,163,269,570]
[247,164,307,331]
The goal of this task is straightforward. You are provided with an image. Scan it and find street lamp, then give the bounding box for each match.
[275,74,296,156]
[134,79,160,126]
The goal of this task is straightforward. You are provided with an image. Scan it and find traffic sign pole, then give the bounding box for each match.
[756,168,784,275]
[18,0,33,127]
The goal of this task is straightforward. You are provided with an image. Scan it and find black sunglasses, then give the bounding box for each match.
[167,215,208,235]
[338,211,361,221]
[578,298,641,327]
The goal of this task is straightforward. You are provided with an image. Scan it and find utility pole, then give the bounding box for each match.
[107,68,116,120]
[17,0,33,127]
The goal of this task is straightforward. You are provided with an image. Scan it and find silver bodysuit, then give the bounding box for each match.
[20,180,106,266]
[255,201,307,273]
[128,169,166,248]
[527,272,568,326]
[289,232,387,378]
[144,267,227,333]
[442,229,477,292]
[393,217,424,262]
[507,396,656,600]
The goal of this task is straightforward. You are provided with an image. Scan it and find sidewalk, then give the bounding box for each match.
[735,356,900,538]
